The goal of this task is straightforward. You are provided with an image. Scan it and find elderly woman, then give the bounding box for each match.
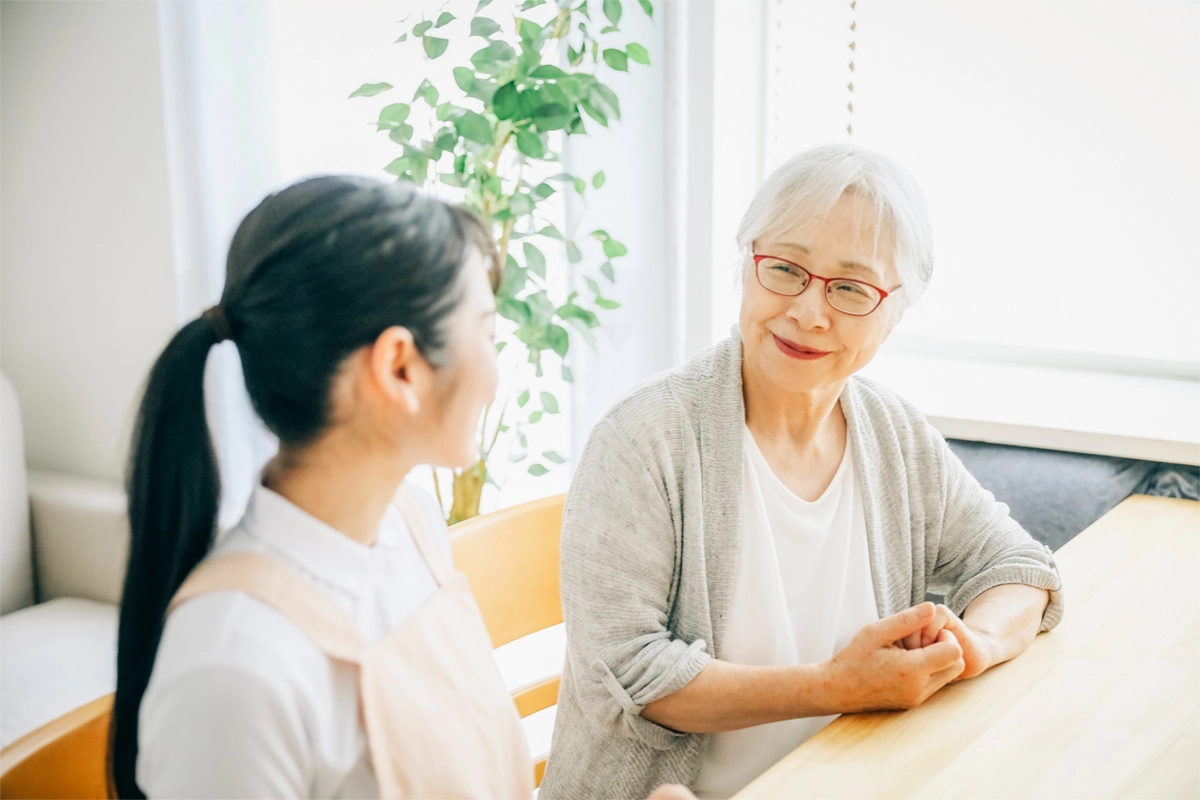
[539,144,1063,800]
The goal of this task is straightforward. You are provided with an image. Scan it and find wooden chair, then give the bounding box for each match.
[449,493,566,788]
[0,693,112,799]
[0,493,567,797]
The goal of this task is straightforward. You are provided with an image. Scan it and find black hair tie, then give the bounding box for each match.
[201,305,234,343]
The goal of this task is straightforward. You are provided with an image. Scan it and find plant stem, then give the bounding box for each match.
[431,465,445,518]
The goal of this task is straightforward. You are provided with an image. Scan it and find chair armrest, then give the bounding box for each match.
[27,471,128,605]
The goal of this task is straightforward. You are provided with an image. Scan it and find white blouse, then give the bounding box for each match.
[137,481,450,799]
[694,428,880,799]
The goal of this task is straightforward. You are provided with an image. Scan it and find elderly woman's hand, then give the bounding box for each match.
[901,604,996,681]
[824,602,966,712]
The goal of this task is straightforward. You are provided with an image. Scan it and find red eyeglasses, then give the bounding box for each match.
[753,254,897,316]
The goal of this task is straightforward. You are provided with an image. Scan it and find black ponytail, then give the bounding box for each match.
[110,176,496,797]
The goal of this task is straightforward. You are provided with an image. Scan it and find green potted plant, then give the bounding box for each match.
[351,0,654,523]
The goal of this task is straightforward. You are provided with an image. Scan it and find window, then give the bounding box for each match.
[764,0,1199,369]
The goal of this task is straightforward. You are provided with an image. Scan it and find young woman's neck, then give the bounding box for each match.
[262,430,414,547]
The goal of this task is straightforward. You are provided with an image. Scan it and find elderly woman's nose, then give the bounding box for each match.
[788,284,832,330]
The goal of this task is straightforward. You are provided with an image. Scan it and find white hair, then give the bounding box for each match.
[736,144,934,309]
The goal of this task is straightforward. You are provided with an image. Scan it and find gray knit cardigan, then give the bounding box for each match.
[539,333,1064,800]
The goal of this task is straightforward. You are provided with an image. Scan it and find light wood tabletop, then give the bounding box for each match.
[735,494,1200,800]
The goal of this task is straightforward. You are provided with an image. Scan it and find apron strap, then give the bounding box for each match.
[170,551,366,664]
[393,484,455,587]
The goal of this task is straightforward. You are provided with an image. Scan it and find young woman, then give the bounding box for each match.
[111,176,527,798]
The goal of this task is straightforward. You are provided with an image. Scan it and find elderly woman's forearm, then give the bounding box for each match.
[640,660,836,733]
[962,583,1050,668]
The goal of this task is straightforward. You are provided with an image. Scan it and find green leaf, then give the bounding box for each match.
[591,83,621,120]
[557,303,600,327]
[572,177,587,195]
[528,463,549,476]
[529,411,544,424]
[470,16,501,37]
[562,365,575,383]
[543,450,566,464]
[510,192,535,216]
[435,11,455,27]
[517,389,531,407]
[579,98,608,127]
[516,130,546,158]
[566,242,582,263]
[592,171,606,189]
[600,25,619,35]
[435,103,463,122]
[585,275,602,296]
[376,103,411,129]
[547,325,570,357]
[533,182,555,199]
[349,82,392,98]
[453,67,476,92]
[424,36,449,59]
[603,0,622,26]
[520,0,546,9]
[523,242,546,278]
[498,297,532,325]
[434,128,457,151]
[567,44,582,67]
[476,0,493,11]
[541,391,560,413]
[518,18,542,42]
[603,48,629,71]
[454,110,493,145]
[413,20,433,36]
[639,0,654,16]
[538,224,563,240]
[600,261,616,282]
[387,123,414,143]
[531,103,575,132]
[603,238,628,258]
[626,42,651,64]
[530,65,568,79]
[471,41,517,74]
[493,82,520,120]
[413,79,438,105]
[495,341,508,353]
[395,33,408,43]
[596,297,622,309]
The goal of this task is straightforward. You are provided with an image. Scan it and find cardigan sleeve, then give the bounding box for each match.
[557,418,711,750]
[930,432,1065,631]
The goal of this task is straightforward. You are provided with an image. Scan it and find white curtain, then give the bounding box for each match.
[157,0,281,528]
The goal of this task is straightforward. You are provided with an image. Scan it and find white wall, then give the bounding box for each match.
[1,0,178,482]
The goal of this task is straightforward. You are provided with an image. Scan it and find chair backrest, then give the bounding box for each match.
[0,693,112,799]
[449,493,565,787]
[0,373,34,615]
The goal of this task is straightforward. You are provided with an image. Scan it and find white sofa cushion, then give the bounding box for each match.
[1,374,34,615]
[28,471,129,605]
[0,597,118,746]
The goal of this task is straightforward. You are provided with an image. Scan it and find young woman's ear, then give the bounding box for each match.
[368,326,429,416]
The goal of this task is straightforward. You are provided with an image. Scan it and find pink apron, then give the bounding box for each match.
[169,488,534,799]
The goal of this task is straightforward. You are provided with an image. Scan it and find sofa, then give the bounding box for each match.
[0,374,128,747]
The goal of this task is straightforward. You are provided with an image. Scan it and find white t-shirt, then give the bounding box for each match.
[137,481,450,799]
[694,428,879,799]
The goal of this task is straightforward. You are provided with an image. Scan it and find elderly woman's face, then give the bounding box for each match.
[740,191,901,395]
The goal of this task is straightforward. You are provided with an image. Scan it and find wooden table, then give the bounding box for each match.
[735,495,1200,800]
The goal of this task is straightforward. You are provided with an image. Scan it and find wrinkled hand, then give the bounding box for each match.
[901,603,996,680]
[826,602,965,713]
[647,784,698,800]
